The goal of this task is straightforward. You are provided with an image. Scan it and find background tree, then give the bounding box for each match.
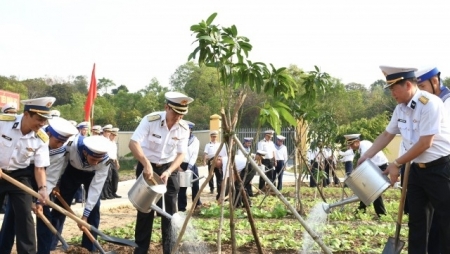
[92,96,116,126]
[370,79,387,92]
[55,93,86,122]
[72,75,88,94]
[443,77,450,87]
[139,78,168,106]
[365,85,397,117]
[0,76,29,101]
[111,84,129,95]
[336,111,390,145]
[46,83,75,106]
[97,78,115,94]
[169,62,197,92]
[21,78,48,98]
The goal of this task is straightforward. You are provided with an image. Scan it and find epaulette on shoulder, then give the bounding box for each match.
[147,114,161,122]
[67,141,73,146]
[0,114,16,121]
[179,120,188,130]
[419,96,429,105]
[36,129,49,143]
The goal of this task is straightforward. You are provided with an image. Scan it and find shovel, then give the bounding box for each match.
[53,190,116,254]
[0,172,138,248]
[382,162,410,254]
[35,208,69,251]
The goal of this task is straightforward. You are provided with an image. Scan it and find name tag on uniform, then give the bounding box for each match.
[398,119,406,123]
[152,134,161,138]
[1,134,12,141]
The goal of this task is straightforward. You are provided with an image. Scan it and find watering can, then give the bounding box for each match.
[322,159,390,213]
[178,169,205,188]
[128,173,173,219]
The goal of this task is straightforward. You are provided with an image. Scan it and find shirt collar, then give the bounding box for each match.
[439,85,450,99]
[404,89,421,110]
[13,114,23,130]
[159,112,180,130]
[14,114,37,138]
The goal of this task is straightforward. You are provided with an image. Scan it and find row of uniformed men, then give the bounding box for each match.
[202,129,289,202]
[0,94,290,253]
[0,98,120,253]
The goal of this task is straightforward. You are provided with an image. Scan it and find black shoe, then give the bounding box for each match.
[210,189,214,194]
[106,195,114,199]
[113,194,121,198]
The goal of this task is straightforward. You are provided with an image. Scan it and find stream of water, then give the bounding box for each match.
[301,202,328,254]
[171,212,209,254]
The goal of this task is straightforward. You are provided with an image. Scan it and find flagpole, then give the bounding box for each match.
[91,104,94,127]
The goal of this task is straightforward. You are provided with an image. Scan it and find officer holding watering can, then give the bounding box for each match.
[358,66,450,253]
[129,91,193,254]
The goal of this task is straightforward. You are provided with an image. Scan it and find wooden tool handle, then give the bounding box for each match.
[53,190,97,242]
[0,173,92,229]
[394,162,411,243]
[36,210,58,234]
[396,162,410,224]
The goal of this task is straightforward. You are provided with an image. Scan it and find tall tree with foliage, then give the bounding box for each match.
[172,13,333,254]
[169,62,197,92]
[97,78,115,94]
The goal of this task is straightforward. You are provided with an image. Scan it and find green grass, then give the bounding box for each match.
[69,186,407,253]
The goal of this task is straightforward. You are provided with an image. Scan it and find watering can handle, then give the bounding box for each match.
[149,177,158,185]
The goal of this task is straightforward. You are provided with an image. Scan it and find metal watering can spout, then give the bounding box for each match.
[191,175,205,183]
[185,169,205,183]
[322,159,391,214]
[322,195,360,213]
[150,204,173,220]
[179,170,205,187]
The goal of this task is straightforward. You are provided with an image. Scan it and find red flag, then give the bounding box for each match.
[84,63,97,122]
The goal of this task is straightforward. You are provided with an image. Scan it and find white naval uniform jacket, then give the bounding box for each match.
[0,114,50,170]
[386,90,450,163]
[131,111,189,164]
[42,125,70,192]
[221,155,247,179]
[66,134,110,217]
[45,145,69,192]
[275,144,288,164]
[183,135,199,169]
[339,149,354,162]
[204,141,221,159]
[257,139,276,160]
[359,140,388,166]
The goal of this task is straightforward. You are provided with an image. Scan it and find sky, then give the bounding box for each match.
[1,0,450,93]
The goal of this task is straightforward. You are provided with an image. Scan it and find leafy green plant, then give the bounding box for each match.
[67,186,408,253]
